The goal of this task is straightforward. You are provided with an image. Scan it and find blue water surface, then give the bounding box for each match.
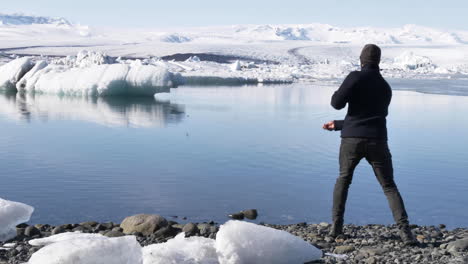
[0,80,467,228]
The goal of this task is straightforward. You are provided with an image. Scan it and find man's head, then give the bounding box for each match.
[360,44,381,67]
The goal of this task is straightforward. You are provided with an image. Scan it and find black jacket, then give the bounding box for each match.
[331,64,391,140]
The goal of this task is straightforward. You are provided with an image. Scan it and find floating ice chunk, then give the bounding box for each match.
[28,64,178,96]
[230,60,241,71]
[28,234,142,264]
[185,56,201,63]
[393,51,433,70]
[143,233,218,264]
[0,198,34,241]
[215,220,322,264]
[0,57,34,90]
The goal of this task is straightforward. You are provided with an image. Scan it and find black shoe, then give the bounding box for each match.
[329,220,343,238]
[399,226,417,246]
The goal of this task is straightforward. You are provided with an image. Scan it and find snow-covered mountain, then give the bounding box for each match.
[0,13,71,26]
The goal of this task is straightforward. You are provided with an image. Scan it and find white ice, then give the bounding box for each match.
[215,220,322,264]
[1,15,468,86]
[11,52,180,96]
[0,57,33,90]
[26,221,322,264]
[28,233,142,264]
[0,198,34,241]
[142,233,219,264]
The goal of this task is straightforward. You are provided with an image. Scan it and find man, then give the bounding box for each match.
[323,44,416,245]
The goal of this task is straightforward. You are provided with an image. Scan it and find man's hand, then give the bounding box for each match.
[323,121,335,131]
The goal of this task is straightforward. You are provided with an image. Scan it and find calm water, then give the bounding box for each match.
[1,81,467,228]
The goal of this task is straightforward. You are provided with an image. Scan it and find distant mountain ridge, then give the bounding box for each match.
[0,13,71,26]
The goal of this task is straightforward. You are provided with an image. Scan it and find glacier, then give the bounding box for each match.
[1,14,468,94]
[0,198,34,241]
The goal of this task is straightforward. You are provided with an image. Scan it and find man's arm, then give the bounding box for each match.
[322,120,344,131]
[334,120,344,131]
[331,72,358,110]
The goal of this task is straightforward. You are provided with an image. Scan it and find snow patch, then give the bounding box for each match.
[0,198,34,241]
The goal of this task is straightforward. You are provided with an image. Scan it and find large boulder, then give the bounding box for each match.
[120,214,168,236]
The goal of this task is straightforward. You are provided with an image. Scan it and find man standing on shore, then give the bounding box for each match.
[323,44,417,245]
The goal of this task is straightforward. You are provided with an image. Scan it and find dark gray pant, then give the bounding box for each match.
[332,138,409,228]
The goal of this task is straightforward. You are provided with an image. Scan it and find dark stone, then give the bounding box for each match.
[24,226,41,237]
[168,221,178,226]
[154,226,180,239]
[80,221,99,227]
[51,225,66,235]
[16,223,28,236]
[228,212,244,220]
[100,222,114,230]
[104,230,125,237]
[242,209,258,220]
[199,224,211,237]
[112,227,123,232]
[94,224,108,232]
[182,223,198,236]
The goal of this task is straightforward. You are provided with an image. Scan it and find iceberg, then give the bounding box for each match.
[0,198,34,241]
[143,233,219,264]
[215,221,322,264]
[0,57,34,90]
[28,233,142,264]
[14,59,179,96]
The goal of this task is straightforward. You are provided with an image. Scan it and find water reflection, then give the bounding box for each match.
[0,92,185,127]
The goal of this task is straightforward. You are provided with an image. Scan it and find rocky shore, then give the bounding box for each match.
[1,216,467,264]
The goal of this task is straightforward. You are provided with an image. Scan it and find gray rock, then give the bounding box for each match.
[51,226,66,235]
[16,223,28,236]
[153,226,180,239]
[446,238,468,253]
[24,226,41,237]
[104,230,125,237]
[112,227,123,232]
[120,214,168,236]
[182,223,198,236]
[359,246,390,256]
[228,213,244,220]
[80,221,98,227]
[198,224,211,236]
[334,245,355,254]
[241,209,258,220]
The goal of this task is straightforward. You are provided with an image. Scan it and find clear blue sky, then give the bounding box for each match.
[3,0,468,30]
